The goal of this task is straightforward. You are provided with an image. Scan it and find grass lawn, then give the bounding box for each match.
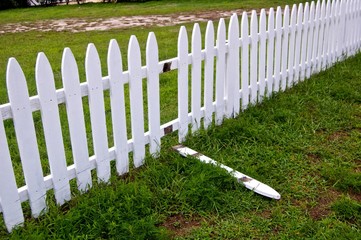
[0,0,360,239]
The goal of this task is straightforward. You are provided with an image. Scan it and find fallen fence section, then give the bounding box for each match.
[1,0,361,232]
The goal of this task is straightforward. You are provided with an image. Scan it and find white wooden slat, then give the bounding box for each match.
[215,18,226,126]
[342,0,348,56]
[321,0,331,70]
[86,44,110,182]
[312,1,321,74]
[62,48,92,192]
[266,8,275,96]
[191,23,202,132]
[300,2,309,81]
[146,32,161,156]
[357,0,361,51]
[7,58,46,217]
[317,0,326,73]
[0,112,24,232]
[294,3,303,84]
[178,26,188,142]
[128,36,145,168]
[227,13,240,115]
[338,0,346,60]
[204,21,215,129]
[281,6,290,91]
[250,10,258,104]
[306,1,315,79]
[240,12,249,110]
[273,7,282,93]
[352,0,358,54]
[328,0,336,65]
[35,53,71,205]
[288,4,297,88]
[258,9,267,101]
[107,39,129,175]
[348,0,355,55]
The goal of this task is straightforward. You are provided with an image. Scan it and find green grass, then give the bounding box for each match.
[0,0,308,24]
[0,1,360,239]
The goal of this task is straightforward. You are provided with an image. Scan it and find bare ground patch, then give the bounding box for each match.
[160,214,202,237]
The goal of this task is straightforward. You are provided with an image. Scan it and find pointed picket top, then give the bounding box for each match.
[177,26,189,143]
[312,1,321,74]
[36,52,71,205]
[258,9,267,100]
[240,11,249,110]
[146,32,161,156]
[107,39,129,175]
[204,20,215,129]
[86,43,110,183]
[281,5,290,91]
[250,10,258,104]
[128,35,145,168]
[215,18,226,126]
[317,0,326,72]
[294,3,303,83]
[61,47,92,192]
[300,2,310,81]
[7,58,47,218]
[266,7,275,97]
[273,6,283,93]
[191,23,202,132]
[306,1,316,79]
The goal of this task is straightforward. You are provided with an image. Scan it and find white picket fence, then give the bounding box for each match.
[1,0,361,232]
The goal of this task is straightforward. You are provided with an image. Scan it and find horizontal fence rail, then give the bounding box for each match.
[1,0,361,232]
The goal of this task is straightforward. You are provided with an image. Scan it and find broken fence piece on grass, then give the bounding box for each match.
[172,145,281,200]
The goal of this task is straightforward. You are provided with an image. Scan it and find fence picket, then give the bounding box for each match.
[288,4,297,87]
[250,11,258,104]
[107,39,129,175]
[128,36,145,168]
[328,0,336,64]
[204,21,215,129]
[312,1,321,73]
[240,12,249,109]
[146,32,161,156]
[267,8,275,96]
[317,1,326,72]
[7,58,46,217]
[191,24,202,132]
[300,3,310,81]
[338,0,346,59]
[306,1,315,79]
[215,19,226,125]
[294,4,303,83]
[35,53,71,205]
[258,9,267,100]
[274,7,283,92]
[86,44,110,182]
[62,48,92,192]
[322,0,331,69]
[227,14,240,115]
[281,6,290,91]
[178,26,188,142]
[0,113,24,232]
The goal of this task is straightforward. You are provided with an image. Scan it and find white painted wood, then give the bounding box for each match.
[306,1,315,79]
[107,39,129,175]
[321,0,331,70]
[227,13,240,115]
[240,12,249,109]
[7,58,46,217]
[35,53,71,205]
[267,8,275,96]
[128,36,145,168]
[258,9,267,101]
[338,0,346,60]
[0,111,24,232]
[250,10,258,104]
[312,1,321,74]
[62,48,92,192]
[146,32,161,156]
[215,18,226,126]
[204,21,215,129]
[281,6,290,91]
[86,43,110,182]
[178,26,189,142]
[191,23,202,132]
[273,7,282,93]
[294,3,303,83]
[317,0,326,72]
[288,4,297,88]
[328,0,336,65]
[300,2,309,81]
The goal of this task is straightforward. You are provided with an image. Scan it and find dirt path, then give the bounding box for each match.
[0,9,260,34]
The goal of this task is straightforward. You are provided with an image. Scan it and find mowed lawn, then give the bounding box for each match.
[0,0,360,239]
